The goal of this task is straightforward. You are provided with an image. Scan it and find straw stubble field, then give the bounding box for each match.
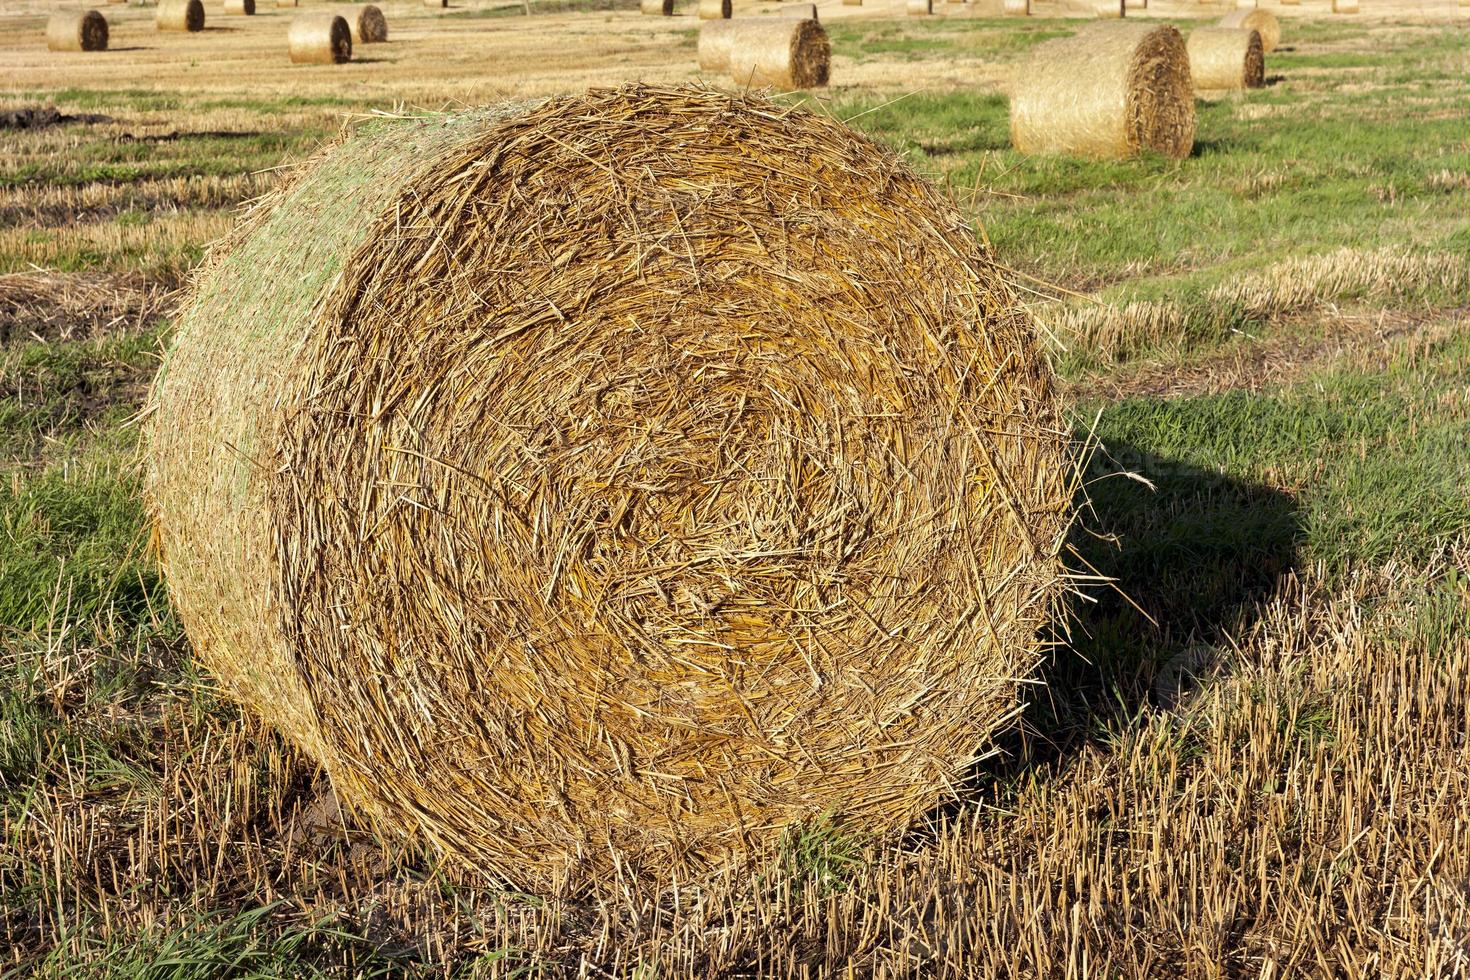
[2,2,1469,976]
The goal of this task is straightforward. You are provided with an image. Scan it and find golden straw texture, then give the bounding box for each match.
[1095,0,1123,17]
[1218,8,1278,52]
[641,0,674,14]
[156,0,204,31]
[726,18,828,88]
[1010,22,1196,160]
[842,0,861,6]
[46,9,108,50]
[145,85,1072,892]
[1187,26,1263,90]
[1002,0,1030,16]
[288,13,351,64]
[1332,0,1357,12]
[697,0,731,19]
[343,4,386,42]
[277,0,297,7]
[907,0,932,14]
[223,0,255,14]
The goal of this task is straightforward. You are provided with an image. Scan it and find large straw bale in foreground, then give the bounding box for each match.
[1218,8,1278,52]
[344,4,386,42]
[289,13,351,63]
[47,9,108,50]
[145,85,1072,890]
[1187,26,1263,90]
[156,0,204,31]
[698,19,828,88]
[1010,22,1195,159]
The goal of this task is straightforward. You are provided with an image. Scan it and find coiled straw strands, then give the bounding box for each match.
[1187,26,1263,90]
[699,19,828,88]
[156,0,204,31]
[288,13,351,63]
[1218,8,1278,51]
[47,9,108,50]
[344,4,386,42]
[1010,22,1196,159]
[145,84,1071,891]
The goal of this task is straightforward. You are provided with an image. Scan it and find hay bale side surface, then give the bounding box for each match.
[697,0,731,19]
[641,0,674,14]
[145,85,1072,892]
[726,17,828,89]
[277,0,297,7]
[346,4,387,42]
[156,0,204,31]
[46,9,108,50]
[842,0,861,6]
[1095,0,1123,16]
[289,13,352,63]
[907,0,932,14]
[1010,22,1195,160]
[1002,0,1030,15]
[777,2,818,17]
[1218,8,1278,52]
[1332,0,1357,11]
[1187,26,1263,90]
[224,0,255,14]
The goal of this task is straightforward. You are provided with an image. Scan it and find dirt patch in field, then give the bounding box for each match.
[0,270,172,345]
[0,106,114,131]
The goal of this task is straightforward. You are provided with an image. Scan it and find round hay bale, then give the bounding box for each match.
[907,0,931,14]
[1332,0,1357,12]
[345,4,387,42]
[423,0,446,7]
[1010,22,1196,160]
[277,0,297,7]
[777,2,818,17]
[641,0,674,14]
[144,84,1072,891]
[1002,0,1030,16]
[1187,26,1263,90]
[224,0,255,14]
[156,0,204,31]
[842,0,861,6]
[697,0,731,19]
[47,9,109,50]
[726,17,827,88]
[288,13,351,64]
[1218,8,1278,52]
[1095,0,1123,17]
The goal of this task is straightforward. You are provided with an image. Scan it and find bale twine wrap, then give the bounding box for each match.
[1002,0,1030,16]
[145,85,1072,889]
[641,0,674,14]
[289,13,352,63]
[1010,23,1196,160]
[46,9,109,50]
[224,0,255,14]
[777,2,818,16]
[1187,26,1263,90]
[698,19,828,87]
[1218,8,1277,52]
[907,0,931,14]
[345,4,387,42]
[697,0,731,19]
[156,0,204,31]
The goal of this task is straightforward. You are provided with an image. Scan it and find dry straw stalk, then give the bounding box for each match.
[1010,22,1196,159]
[46,9,108,50]
[223,0,255,14]
[1218,8,1278,52]
[697,0,731,19]
[641,0,674,14]
[156,0,204,31]
[344,4,387,42]
[145,84,1072,891]
[289,13,352,63]
[1187,26,1263,90]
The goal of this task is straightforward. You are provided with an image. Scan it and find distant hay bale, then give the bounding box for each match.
[345,4,386,42]
[842,0,860,6]
[1218,8,1278,52]
[1332,0,1357,11]
[288,13,351,63]
[697,0,731,19]
[156,0,204,31]
[423,0,446,7]
[1095,0,1122,15]
[223,0,255,14]
[700,19,828,87]
[47,9,109,50]
[277,0,297,7]
[641,0,674,14]
[777,2,818,17]
[144,84,1072,892]
[907,0,931,14]
[1187,26,1263,90]
[1002,0,1030,15]
[1010,22,1195,159]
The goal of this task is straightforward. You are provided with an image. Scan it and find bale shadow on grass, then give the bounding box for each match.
[914,439,1302,831]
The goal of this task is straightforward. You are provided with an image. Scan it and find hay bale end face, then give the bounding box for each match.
[1187,26,1263,91]
[641,0,674,14]
[1218,8,1278,52]
[726,17,828,89]
[345,4,387,43]
[224,0,255,14]
[145,85,1073,891]
[47,9,109,51]
[1010,22,1196,160]
[156,0,204,31]
[289,13,351,64]
[697,0,731,20]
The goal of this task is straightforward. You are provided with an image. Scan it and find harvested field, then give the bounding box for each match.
[2,2,1469,976]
